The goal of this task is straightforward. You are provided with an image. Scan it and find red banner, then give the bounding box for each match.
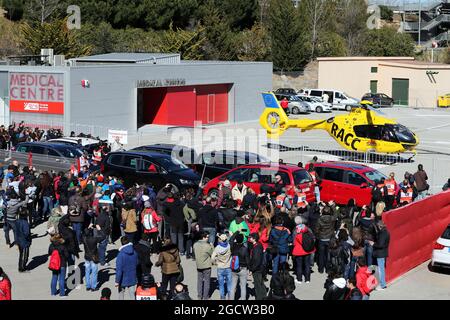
[10,100,64,114]
[383,191,450,283]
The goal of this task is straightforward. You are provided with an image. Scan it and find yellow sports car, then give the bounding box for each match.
[438,94,450,108]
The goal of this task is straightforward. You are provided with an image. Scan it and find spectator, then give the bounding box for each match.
[82,227,101,292]
[193,231,214,300]
[248,233,266,300]
[356,257,377,300]
[198,197,220,245]
[413,164,429,200]
[323,271,346,300]
[373,220,390,290]
[308,164,321,202]
[232,179,248,202]
[163,192,186,255]
[315,204,337,273]
[96,203,112,267]
[0,267,12,300]
[292,216,315,284]
[121,200,138,244]
[58,214,80,267]
[100,287,112,300]
[135,274,158,300]
[4,190,27,247]
[115,236,138,300]
[134,233,153,282]
[269,216,292,275]
[15,207,31,272]
[230,233,250,300]
[172,283,192,300]
[229,210,250,242]
[155,238,181,299]
[48,234,70,297]
[212,234,232,300]
[68,185,88,244]
[345,278,363,300]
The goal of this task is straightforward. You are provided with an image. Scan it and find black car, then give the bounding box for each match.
[131,144,270,180]
[361,93,394,107]
[274,88,297,95]
[101,150,201,190]
[15,142,84,159]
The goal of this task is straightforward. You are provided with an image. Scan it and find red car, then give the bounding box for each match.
[306,161,387,207]
[202,163,316,203]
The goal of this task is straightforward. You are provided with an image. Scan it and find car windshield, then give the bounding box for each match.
[157,157,189,172]
[290,96,300,101]
[364,170,387,183]
[293,170,312,185]
[442,227,450,240]
[60,148,83,158]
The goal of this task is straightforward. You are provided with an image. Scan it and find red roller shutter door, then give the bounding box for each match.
[196,84,229,124]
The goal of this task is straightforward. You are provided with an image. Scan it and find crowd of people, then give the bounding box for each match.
[0,140,445,301]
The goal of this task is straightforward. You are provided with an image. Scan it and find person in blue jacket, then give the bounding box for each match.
[16,208,32,272]
[269,216,292,275]
[115,236,138,300]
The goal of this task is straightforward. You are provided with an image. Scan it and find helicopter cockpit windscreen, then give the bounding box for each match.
[385,124,416,144]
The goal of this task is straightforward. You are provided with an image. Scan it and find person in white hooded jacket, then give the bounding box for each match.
[231,179,248,203]
[212,234,232,300]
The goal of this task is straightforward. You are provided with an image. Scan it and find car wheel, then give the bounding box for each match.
[316,106,323,113]
[208,188,219,198]
[345,105,352,111]
[292,107,300,114]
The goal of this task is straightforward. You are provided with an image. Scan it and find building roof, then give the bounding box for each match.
[379,60,450,69]
[317,57,415,62]
[73,52,180,64]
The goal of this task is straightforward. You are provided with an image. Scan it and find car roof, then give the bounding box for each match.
[237,163,306,171]
[18,142,81,150]
[313,161,375,172]
[135,144,193,151]
[49,137,100,146]
[107,150,173,159]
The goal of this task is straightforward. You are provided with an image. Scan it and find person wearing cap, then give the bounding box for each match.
[136,273,158,300]
[248,233,266,300]
[212,233,232,300]
[198,197,220,245]
[232,179,248,203]
[230,233,250,300]
[292,216,315,284]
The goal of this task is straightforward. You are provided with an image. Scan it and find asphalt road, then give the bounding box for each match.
[1,222,449,300]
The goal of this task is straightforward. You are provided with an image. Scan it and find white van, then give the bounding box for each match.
[301,89,359,111]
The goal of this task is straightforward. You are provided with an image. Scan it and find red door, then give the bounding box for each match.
[196,84,229,124]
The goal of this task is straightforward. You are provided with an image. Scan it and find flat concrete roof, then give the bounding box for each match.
[379,60,450,69]
[317,57,415,62]
[74,52,180,62]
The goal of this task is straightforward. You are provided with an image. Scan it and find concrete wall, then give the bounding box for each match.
[69,61,273,133]
[272,61,318,91]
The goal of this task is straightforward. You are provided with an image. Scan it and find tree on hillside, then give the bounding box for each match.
[156,23,206,60]
[362,27,415,56]
[24,0,62,25]
[236,22,271,61]
[269,0,305,71]
[76,22,117,55]
[20,18,91,58]
[379,5,393,22]
[1,0,25,21]
[143,0,199,30]
[214,0,258,31]
[200,0,238,60]
[0,14,23,58]
[336,0,368,56]
[298,0,337,59]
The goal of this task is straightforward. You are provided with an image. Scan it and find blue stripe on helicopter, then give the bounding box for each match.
[261,93,280,109]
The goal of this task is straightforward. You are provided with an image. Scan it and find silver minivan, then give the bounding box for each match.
[302,89,359,111]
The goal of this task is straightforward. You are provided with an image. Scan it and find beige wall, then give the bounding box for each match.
[318,60,380,99]
[378,64,450,108]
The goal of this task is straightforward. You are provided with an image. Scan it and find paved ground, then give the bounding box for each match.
[1,222,449,300]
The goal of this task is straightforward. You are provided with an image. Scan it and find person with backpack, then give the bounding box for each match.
[229,233,250,300]
[82,227,101,292]
[267,262,296,300]
[292,216,315,284]
[355,257,378,300]
[212,234,233,300]
[47,206,63,236]
[58,214,80,267]
[48,234,70,297]
[141,201,161,253]
[155,238,181,299]
[4,189,28,247]
[116,236,139,300]
[345,277,363,300]
[193,231,214,300]
[248,233,266,300]
[269,216,292,275]
[327,237,349,277]
[15,207,31,272]
[68,185,89,244]
[134,233,153,283]
[0,267,12,300]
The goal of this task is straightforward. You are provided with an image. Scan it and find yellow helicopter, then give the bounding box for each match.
[259,92,419,154]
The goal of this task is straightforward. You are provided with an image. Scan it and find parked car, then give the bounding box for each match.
[306,161,387,207]
[202,163,316,203]
[48,137,101,154]
[274,93,310,114]
[132,144,270,181]
[15,142,84,159]
[297,95,332,113]
[101,150,201,190]
[361,93,394,108]
[274,88,297,95]
[303,89,359,111]
[431,224,450,271]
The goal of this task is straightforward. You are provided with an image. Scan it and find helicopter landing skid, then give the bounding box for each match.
[265,143,416,165]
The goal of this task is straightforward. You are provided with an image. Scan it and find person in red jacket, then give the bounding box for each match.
[292,216,315,284]
[355,257,377,300]
[0,267,12,300]
[280,97,289,115]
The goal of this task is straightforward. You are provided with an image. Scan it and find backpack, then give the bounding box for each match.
[17,205,28,217]
[68,204,81,216]
[48,249,61,271]
[142,209,155,231]
[230,255,240,272]
[301,230,315,252]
